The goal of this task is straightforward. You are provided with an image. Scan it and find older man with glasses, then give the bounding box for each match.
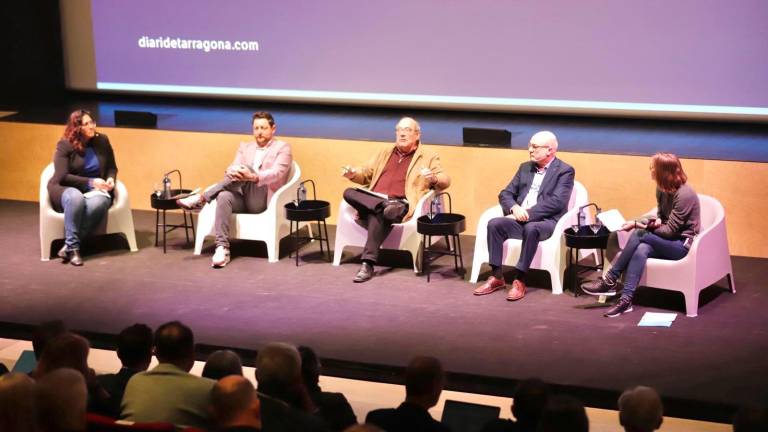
[473,131,574,301]
[341,117,450,283]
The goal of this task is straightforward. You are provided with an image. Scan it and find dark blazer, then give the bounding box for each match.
[47,133,118,212]
[92,367,143,418]
[366,402,451,432]
[310,390,357,431]
[498,158,575,233]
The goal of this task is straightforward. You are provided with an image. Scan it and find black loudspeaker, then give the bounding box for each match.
[462,127,511,148]
[114,110,157,128]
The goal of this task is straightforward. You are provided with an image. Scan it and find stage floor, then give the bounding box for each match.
[1,199,766,422]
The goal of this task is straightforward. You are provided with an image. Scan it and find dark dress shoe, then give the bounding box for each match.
[473,276,506,295]
[69,250,84,266]
[58,245,69,262]
[506,279,527,301]
[353,262,374,283]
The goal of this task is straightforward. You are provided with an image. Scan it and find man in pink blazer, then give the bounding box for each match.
[178,112,293,268]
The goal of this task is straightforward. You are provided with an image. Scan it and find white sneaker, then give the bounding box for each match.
[212,246,230,268]
[177,194,204,210]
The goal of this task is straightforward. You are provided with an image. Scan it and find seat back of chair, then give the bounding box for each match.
[698,194,723,232]
[40,163,55,208]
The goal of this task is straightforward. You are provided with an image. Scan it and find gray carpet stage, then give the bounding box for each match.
[1,199,766,422]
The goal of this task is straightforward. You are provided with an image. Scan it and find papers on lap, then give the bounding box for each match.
[355,187,388,200]
[597,209,626,232]
[84,189,110,198]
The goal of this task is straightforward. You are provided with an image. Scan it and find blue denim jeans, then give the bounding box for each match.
[607,230,689,301]
[61,187,112,251]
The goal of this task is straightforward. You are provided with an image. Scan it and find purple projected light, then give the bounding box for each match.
[91,0,768,118]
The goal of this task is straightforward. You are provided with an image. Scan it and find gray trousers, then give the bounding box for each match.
[204,176,268,248]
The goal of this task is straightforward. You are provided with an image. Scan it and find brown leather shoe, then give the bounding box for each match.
[506,279,527,301]
[474,276,506,296]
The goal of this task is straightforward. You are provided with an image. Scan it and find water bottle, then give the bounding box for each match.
[162,175,172,199]
[297,183,307,203]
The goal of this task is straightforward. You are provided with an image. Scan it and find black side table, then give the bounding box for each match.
[150,189,196,253]
[416,192,466,282]
[564,226,610,296]
[284,180,331,266]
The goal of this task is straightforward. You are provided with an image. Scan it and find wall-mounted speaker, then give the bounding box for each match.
[114,110,157,128]
[462,127,511,148]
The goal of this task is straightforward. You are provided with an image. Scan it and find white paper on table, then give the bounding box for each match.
[637,312,678,327]
[597,209,626,232]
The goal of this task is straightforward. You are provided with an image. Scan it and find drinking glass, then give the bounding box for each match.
[589,221,602,234]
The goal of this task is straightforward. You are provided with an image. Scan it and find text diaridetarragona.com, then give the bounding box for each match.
[137,36,259,53]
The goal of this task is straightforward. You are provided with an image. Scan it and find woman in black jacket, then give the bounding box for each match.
[47,110,118,266]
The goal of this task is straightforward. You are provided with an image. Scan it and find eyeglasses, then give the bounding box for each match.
[395,127,419,134]
[528,143,549,150]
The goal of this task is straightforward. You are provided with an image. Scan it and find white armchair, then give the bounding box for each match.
[617,194,735,317]
[39,163,138,261]
[193,161,308,262]
[469,181,588,294]
[333,190,437,272]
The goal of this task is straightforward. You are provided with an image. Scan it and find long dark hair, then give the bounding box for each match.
[62,109,92,153]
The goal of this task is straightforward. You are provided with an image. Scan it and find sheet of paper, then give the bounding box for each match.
[637,312,678,327]
[597,209,626,232]
[84,189,110,199]
[355,187,388,200]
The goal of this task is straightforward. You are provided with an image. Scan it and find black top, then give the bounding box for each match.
[259,394,332,432]
[366,402,451,432]
[309,390,357,431]
[47,133,118,212]
[91,367,143,418]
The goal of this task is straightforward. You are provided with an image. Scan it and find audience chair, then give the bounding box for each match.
[39,163,138,261]
[193,161,310,262]
[469,181,588,294]
[616,194,735,317]
[333,190,437,272]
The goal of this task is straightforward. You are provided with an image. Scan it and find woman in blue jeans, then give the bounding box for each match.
[583,153,700,317]
[47,110,118,266]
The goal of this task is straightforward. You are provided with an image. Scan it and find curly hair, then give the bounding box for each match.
[62,109,92,153]
[651,152,688,193]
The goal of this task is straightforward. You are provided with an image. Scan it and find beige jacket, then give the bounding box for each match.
[348,144,450,221]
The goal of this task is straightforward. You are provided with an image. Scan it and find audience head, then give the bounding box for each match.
[298,345,322,393]
[35,332,91,378]
[117,323,153,371]
[404,356,444,409]
[0,372,38,432]
[395,117,421,153]
[32,320,67,359]
[511,378,550,428]
[733,405,768,432]
[203,349,244,381]
[210,375,261,429]
[35,368,88,432]
[154,321,196,371]
[528,131,558,167]
[651,152,687,193]
[255,342,303,403]
[618,386,663,432]
[537,394,589,432]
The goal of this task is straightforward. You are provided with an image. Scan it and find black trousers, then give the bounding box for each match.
[342,188,406,263]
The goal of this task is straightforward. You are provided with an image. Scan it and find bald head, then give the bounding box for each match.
[618,386,663,432]
[0,373,37,432]
[36,368,88,432]
[211,376,260,427]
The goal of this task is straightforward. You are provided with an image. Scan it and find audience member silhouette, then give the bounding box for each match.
[481,378,550,432]
[0,372,38,432]
[36,368,88,432]
[299,345,357,431]
[537,394,588,432]
[618,386,663,432]
[31,319,67,360]
[210,375,263,432]
[255,342,331,431]
[203,349,244,380]
[94,323,153,418]
[120,320,214,429]
[365,356,450,432]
